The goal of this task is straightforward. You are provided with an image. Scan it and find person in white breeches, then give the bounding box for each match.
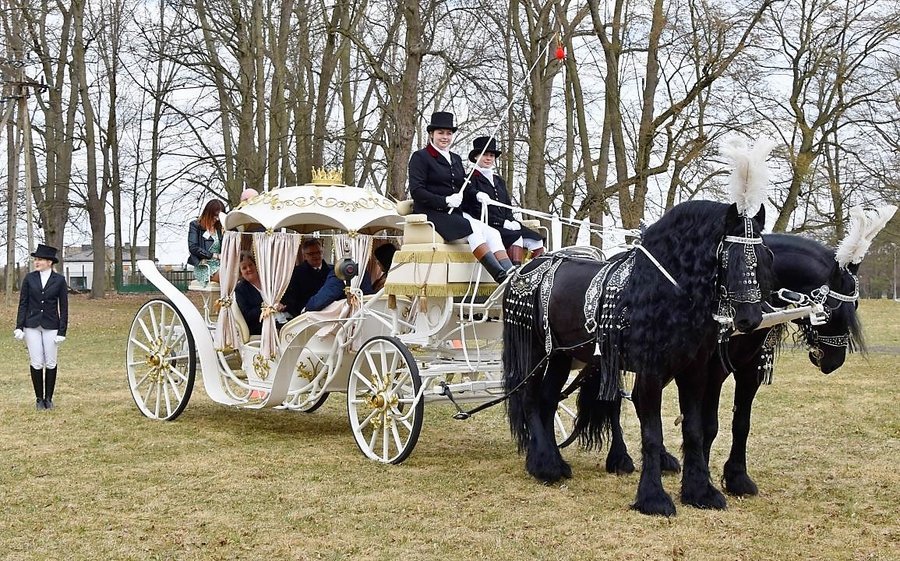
[14,244,69,411]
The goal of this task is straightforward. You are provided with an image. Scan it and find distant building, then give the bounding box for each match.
[63,243,153,290]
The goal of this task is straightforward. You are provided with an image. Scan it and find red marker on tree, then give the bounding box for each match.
[555,44,566,60]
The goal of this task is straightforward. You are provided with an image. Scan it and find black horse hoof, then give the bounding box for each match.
[605,452,635,475]
[681,484,728,510]
[526,454,572,484]
[723,462,758,496]
[723,473,759,496]
[660,451,681,474]
[632,493,677,516]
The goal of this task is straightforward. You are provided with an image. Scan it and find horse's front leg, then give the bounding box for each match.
[631,373,676,516]
[525,354,573,482]
[676,371,727,510]
[722,363,763,496]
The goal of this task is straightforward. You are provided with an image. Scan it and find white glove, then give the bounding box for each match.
[55,336,66,344]
[14,329,24,340]
[503,219,521,231]
[446,192,463,209]
[476,192,491,205]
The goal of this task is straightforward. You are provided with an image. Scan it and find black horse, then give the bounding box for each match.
[579,233,865,503]
[502,200,773,516]
[713,233,864,495]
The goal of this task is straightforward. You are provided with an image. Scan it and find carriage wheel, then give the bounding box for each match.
[126,298,196,421]
[347,336,423,464]
[554,387,579,448]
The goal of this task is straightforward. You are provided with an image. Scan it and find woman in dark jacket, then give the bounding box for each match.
[408,112,513,282]
[14,244,68,410]
[462,136,545,264]
[188,199,226,286]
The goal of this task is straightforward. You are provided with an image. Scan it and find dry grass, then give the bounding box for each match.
[1,295,898,560]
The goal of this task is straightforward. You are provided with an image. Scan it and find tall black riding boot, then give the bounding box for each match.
[478,252,508,283]
[44,367,57,409]
[30,367,45,410]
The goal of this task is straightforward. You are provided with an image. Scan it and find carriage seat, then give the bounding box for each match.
[188,280,220,292]
[386,201,497,297]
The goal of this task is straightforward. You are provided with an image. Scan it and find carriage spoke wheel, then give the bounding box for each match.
[347,336,423,464]
[126,299,196,421]
[554,385,579,448]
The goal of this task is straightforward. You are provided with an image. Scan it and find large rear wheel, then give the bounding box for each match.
[126,298,196,420]
[347,336,423,463]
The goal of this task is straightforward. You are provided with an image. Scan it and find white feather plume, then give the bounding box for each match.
[835,205,898,268]
[720,136,777,216]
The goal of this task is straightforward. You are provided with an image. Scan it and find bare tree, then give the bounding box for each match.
[744,0,899,233]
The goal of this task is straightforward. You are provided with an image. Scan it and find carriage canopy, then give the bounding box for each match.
[222,183,403,233]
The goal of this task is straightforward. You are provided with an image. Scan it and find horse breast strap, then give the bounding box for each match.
[583,252,635,337]
[506,257,564,354]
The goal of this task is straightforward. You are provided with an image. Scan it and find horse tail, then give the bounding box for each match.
[502,265,547,453]
[574,361,617,451]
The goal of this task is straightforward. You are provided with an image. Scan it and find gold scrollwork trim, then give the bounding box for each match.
[252,353,272,380]
[257,190,395,213]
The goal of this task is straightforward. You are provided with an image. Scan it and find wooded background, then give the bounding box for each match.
[1,0,898,298]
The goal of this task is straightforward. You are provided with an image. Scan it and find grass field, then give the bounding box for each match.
[1,295,898,560]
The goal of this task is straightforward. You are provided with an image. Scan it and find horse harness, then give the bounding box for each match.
[740,270,858,385]
[797,272,859,359]
[715,216,766,328]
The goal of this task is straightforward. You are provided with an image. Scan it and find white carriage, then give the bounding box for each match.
[125,180,575,463]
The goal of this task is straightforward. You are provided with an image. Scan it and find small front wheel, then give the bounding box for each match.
[347,336,423,463]
[126,298,196,420]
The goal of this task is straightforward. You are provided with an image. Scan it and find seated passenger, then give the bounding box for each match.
[304,245,395,312]
[282,238,330,315]
[234,254,290,336]
[462,136,544,265]
[368,243,397,292]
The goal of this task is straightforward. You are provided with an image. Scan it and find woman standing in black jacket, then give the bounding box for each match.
[407,112,513,282]
[14,244,69,410]
[188,199,226,286]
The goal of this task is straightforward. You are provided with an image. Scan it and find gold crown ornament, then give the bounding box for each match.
[310,167,343,185]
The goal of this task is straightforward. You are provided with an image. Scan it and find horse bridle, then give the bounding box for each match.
[716,216,766,317]
[798,272,859,356]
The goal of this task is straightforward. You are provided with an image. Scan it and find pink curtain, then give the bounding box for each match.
[214,231,243,350]
[254,232,301,358]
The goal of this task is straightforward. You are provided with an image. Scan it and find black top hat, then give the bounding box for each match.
[426,111,458,133]
[468,136,502,163]
[31,243,59,264]
[373,244,397,272]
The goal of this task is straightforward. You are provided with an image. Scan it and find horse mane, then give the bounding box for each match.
[619,200,733,371]
[765,233,865,354]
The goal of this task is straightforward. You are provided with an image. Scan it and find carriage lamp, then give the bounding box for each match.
[336,257,359,285]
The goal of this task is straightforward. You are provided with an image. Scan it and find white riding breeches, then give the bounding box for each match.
[462,213,505,253]
[509,236,545,251]
[24,327,58,369]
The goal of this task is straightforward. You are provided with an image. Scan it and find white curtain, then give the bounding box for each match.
[214,231,243,350]
[254,232,301,358]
